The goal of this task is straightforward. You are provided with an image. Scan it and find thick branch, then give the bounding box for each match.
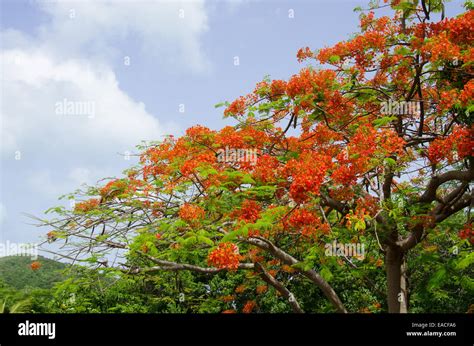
[135,251,254,274]
[434,192,472,224]
[321,194,348,215]
[254,262,304,313]
[418,169,474,204]
[245,237,347,313]
[383,171,394,201]
[398,191,472,251]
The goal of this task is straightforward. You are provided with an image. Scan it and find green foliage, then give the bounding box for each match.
[0,256,67,290]
[408,217,474,313]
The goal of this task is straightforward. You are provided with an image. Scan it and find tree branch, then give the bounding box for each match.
[418,169,474,204]
[244,237,347,313]
[254,262,304,313]
[135,251,254,274]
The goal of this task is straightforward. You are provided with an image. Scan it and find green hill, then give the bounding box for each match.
[0,255,68,290]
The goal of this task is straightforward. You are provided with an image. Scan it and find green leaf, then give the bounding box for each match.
[241,175,256,185]
[455,252,474,270]
[394,46,411,56]
[428,267,447,291]
[221,226,246,242]
[384,157,397,166]
[197,236,214,247]
[214,101,229,108]
[373,116,397,127]
[320,267,333,282]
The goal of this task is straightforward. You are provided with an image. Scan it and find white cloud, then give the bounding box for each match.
[26,166,111,199]
[0,203,6,225]
[0,0,207,245]
[0,0,209,165]
[1,49,174,158]
[33,0,210,73]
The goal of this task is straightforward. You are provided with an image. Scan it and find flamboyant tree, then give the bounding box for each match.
[40,0,473,313]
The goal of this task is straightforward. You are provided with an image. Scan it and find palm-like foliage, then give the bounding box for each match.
[0,298,31,313]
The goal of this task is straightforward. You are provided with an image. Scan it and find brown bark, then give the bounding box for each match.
[246,236,347,313]
[386,245,404,313]
[400,258,408,313]
[255,262,304,313]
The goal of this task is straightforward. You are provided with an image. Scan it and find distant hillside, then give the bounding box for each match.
[0,255,68,290]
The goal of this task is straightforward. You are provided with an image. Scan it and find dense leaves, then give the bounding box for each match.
[37,0,473,313]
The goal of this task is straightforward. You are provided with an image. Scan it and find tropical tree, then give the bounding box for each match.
[39,0,473,313]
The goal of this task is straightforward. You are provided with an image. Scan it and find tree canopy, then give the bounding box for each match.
[39,0,473,313]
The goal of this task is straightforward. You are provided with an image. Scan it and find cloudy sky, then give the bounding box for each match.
[0,0,465,251]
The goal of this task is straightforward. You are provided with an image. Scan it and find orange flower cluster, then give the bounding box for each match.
[242,300,257,313]
[208,242,242,270]
[460,80,474,106]
[30,261,42,271]
[296,47,314,62]
[270,79,287,98]
[445,10,474,44]
[283,208,329,238]
[180,152,215,176]
[282,264,296,273]
[74,198,100,213]
[317,16,389,70]
[224,96,248,117]
[288,208,317,227]
[284,152,332,203]
[286,68,337,101]
[331,163,357,186]
[47,231,58,242]
[178,203,205,223]
[253,154,280,183]
[427,126,473,164]
[421,31,461,62]
[235,284,247,293]
[215,125,269,150]
[236,199,261,223]
[99,179,129,199]
[185,125,215,142]
[220,295,235,302]
[419,10,474,49]
[331,125,405,185]
[459,223,473,245]
[355,196,380,218]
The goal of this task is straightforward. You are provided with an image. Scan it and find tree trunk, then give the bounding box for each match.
[400,258,408,313]
[386,245,405,313]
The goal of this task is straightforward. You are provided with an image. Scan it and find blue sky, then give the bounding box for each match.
[0,0,465,251]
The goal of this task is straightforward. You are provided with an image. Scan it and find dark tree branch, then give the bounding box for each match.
[254,262,304,313]
[418,169,474,204]
[244,236,347,313]
[434,192,472,224]
[135,250,254,274]
[399,189,472,252]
